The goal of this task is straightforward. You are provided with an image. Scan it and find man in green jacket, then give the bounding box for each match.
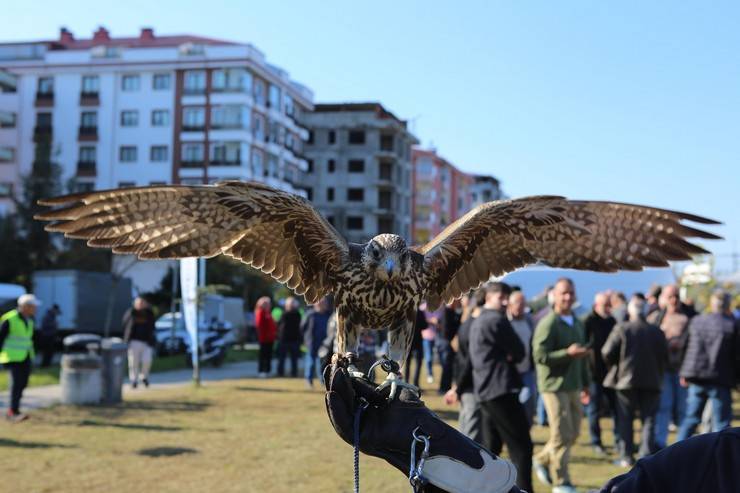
[532,278,591,493]
[0,294,40,422]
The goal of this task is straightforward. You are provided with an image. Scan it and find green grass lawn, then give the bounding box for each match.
[4,373,736,493]
[0,347,257,392]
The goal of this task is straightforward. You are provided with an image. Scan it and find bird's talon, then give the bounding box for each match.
[375,372,420,401]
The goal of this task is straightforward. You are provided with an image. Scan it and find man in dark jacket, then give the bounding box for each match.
[470,282,532,493]
[276,297,302,377]
[583,291,618,455]
[122,296,156,388]
[676,290,740,440]
[602,297,668,466]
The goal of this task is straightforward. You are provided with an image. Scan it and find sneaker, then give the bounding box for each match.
[258,372,267,379]
[142,378,149,388]
[131,381,138,389]
[6,410,29,423]
[533,461,552,486]
[552,483,578,493]
[591,444,607,457]
[426,375,434,384]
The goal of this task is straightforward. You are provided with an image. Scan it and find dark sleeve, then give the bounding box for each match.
[734,319,740,387]
[601,325,621,367]
[454,322,473,394]
[495,318,525,363]
[679,318,699,378]
[0,319,10,352]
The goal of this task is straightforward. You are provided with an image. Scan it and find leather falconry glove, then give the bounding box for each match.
[323,357,522,493]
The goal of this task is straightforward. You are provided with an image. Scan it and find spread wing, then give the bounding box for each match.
[35,181,348,304]
[419,196,721,309]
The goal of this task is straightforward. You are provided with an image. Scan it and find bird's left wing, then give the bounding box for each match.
[35,181,348,304]
[418,196,721,309]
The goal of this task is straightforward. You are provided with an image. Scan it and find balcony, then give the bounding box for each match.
[33,125,53,142]
[35,92,54,107]
[79,91,100,106]
[183,87,206,96]
[180,160,204,168]
[78,126,98,141]
[182,125,205,132]
[210,160,241,167]
[76,161,96,177]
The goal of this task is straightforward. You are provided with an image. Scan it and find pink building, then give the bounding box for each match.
[411,147,474,245]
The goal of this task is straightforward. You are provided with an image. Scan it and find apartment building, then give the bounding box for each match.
[470,174,504,207]
[411,147,474,245]
[300,103,418,243]
[0,27,313,212]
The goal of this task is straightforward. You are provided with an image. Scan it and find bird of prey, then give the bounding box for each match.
[36,181,720,393]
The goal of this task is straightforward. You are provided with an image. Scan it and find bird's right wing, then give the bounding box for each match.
[35,181,348,304]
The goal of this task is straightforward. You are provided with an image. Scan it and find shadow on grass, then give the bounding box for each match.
[79,399,213,420]
[235,385,317,395]
[77,419,184,432]
[137,446,198,457]
[0,438,76,449]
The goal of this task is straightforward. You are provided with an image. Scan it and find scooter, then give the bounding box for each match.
[184,327,227,368]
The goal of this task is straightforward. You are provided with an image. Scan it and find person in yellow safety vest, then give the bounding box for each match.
[0,293,41,422]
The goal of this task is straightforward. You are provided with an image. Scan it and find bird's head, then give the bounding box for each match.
[363,234,410,282]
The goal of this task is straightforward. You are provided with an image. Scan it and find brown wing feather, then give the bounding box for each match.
[35,181,348,304]
[421,196,721,309]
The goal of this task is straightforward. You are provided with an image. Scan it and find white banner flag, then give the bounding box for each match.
[180,257,199,367]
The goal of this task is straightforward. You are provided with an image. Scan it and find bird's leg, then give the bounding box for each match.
[335,317,364,378]
[375,321,420,401]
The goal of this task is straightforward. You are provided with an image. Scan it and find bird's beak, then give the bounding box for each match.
[385,258,395,277]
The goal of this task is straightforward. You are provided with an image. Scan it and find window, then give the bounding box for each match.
[378,217,394,234]
[183,70,206,94]
[211,142,241,165]
[81,75,99,94]
[305,187,313,201]
[380,134,394,151]
[118,181,135,188]
[284,94,294,116]
[348,130,365,144]
[74,182,95,192]
[268,84,281,109]
[78,146,96,163]
[0,183,12,197]
[307,130,314,144]
[328,159,336,173]
[212,68,252,93]
[150,181,166,186]
[379,161,393,180]
[121,75,140,91]
[379,190,392,209]
[327,187,334,202]
[0,111,16,129]
[253,78,266,105]
[306,159,314,173]
[267,154,278,177]
[328,130,336,144]
[211,105,247,129]
[120,110,139,127]
[36,112,52,132]
[182,143,204,162]
[152,74,171,90]
[252,113,265,141]
[0,146,15,162]
[348,159,364,173]
[347,188,364,201]
[150,145,168,162]
[182,107,205,130]
[251,148,263,175]
[119,146,137,162]
[37,77,53,95]
[326,215,334,226]
[151,109,170,126]
[80,111,97,128]
[347,216,364,230]
[268,120,279,143]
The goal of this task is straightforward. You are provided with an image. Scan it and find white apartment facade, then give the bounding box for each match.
[0,27,313,213]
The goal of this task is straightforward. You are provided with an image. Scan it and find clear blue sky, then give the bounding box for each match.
[4,1,739,272]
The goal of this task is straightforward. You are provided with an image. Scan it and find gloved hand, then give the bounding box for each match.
[323,357,521,493]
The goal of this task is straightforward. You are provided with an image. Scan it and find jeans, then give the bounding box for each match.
[422,339,434,379]
[304,352,323,385]
[7,356,31,413]
[587,381,619,446]
[615,389,660,459]
[276,341,301,377]
[536,394,549,426]
[676,383,732,441]
[655,371,687,448]
[405,346,423,387]
[519,370,537,427]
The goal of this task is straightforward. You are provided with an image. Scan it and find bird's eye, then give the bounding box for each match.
[372,248,381,260]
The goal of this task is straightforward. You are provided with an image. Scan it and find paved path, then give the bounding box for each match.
[0,359,265,411]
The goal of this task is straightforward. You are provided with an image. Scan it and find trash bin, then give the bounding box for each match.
[61,334,103,405]
[101,338,127,404]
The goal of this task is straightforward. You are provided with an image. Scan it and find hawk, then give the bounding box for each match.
[36,181,719,391]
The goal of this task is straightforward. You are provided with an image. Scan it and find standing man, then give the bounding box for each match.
[301,297,331,388]
[582,292,618,456]
[469,282,533,493]
[602,296,668,467]
[676,290,740,440]
[122,296,156,388]
[276,297,302,377]
[610,292,628,323]
[438,300,461,394]
[1,294,40,422]
[38,303,60,367]
[508,290,537,427]
[532,278,590,493]
[648,284,690,449]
